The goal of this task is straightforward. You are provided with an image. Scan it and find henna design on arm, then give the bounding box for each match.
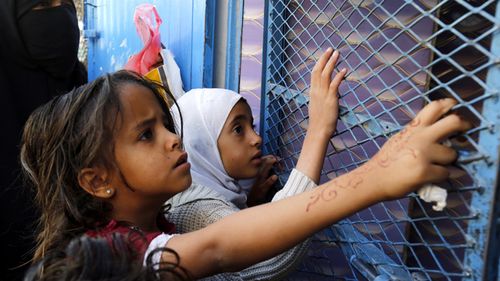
[306,187,337,212]
[304,117,422,212]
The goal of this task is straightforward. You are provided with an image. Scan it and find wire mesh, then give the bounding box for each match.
[260,1,500,280]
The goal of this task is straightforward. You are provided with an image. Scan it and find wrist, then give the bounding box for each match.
[352,160,389,203]
[305,123,335,141]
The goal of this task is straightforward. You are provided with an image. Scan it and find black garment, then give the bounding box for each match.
[18,3,80,79]
[0,1,87,280]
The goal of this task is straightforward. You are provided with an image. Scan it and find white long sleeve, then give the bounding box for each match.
[272,169,317,201]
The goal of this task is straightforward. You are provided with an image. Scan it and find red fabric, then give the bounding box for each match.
[85,214,175,258]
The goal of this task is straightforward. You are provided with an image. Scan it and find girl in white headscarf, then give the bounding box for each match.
[171,88,254,208]
[167,49,347,280]
[170,87,280,209]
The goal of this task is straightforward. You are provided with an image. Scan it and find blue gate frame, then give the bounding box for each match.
[83,0,216,90]
[261,1,500,280]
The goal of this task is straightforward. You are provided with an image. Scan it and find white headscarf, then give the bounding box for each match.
[172,88,248,208]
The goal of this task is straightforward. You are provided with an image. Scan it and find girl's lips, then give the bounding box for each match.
[251,157,262,165]
[173,152,191,172]
[175,161,191,172]
[250,151,263,165]
[251,151,262,160]
[175,152,188,167]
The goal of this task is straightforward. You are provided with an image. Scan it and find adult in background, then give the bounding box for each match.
[0,0,87,279]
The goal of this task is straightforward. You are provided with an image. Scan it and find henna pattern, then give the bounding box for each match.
[335,167,368,189]
[306,118,421,212]
[306,193,321,212]
[374,117,421,167]
[305,117,422,212]
[306,186,338,212]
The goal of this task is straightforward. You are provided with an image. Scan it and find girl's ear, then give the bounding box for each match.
[78,168,114,199]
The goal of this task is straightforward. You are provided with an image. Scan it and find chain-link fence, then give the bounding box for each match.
[261,1,500,280]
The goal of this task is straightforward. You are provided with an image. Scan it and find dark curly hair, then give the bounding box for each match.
[24,232,188,281]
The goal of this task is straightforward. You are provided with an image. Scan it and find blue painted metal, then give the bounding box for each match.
[203,0,216,88]
[225,0,244,91]
[84,0,213,90]
[261,0,500,280]
[462,2,500,279]
[271,84,401,137]
[82,0,97,39]
[83,0,97,79]
[332,225,413,280]
[260,0,286,148]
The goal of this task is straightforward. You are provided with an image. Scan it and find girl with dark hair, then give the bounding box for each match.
[21,59,468,279]
[24,233,188,281]
[0,0,87,279]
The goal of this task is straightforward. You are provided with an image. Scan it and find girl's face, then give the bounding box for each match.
[110,83,192,203]
[217,100,262,179]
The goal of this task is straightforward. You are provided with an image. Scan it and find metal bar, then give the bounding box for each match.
[463,1,500,279]
[225,0,244,91]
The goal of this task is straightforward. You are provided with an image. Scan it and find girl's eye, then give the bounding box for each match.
[233,125,243,135]
[139,129,153,141]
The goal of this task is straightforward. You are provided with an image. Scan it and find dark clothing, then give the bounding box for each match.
[0,1,87,280]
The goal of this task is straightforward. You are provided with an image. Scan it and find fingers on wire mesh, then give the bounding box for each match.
[329,68,347,97]
[417,98,458,126]
[311,48,334,84]
[428,143,459,165]
[426,164,451,183]
[427,114,472,142]
[321,50,340,86]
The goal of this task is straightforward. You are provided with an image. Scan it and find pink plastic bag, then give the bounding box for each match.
[124,4,163,75]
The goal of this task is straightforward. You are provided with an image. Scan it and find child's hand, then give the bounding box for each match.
[308,48,347,138]
[294,48,347,183]
[247,155,279,206]
[365,99,471,200]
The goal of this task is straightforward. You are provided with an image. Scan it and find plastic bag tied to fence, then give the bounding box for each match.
[125,3,184,102]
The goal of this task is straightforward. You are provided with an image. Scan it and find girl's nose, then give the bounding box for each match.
[164,131,182,151]
[251,131,262,147]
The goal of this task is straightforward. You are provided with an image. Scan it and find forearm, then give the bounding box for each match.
[201,239,310,281]
[168,164,381,278]
[295,127,331,183]
[240,238,311,280]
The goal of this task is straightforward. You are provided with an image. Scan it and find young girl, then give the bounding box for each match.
[21,49,468,279]
[166,50,346,280]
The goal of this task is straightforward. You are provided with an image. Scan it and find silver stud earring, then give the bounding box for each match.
[106,189,112,195]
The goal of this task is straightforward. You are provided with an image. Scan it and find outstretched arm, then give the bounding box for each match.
[167,98,469,279]
[248,48,345,203]
[295,48,346,183]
